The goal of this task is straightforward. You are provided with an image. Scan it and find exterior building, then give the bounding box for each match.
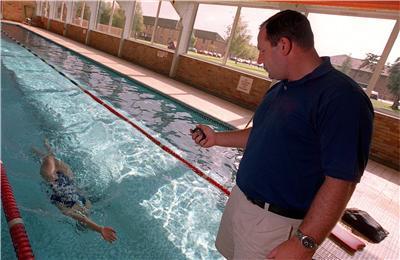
[331,54,393,101]
[141,16,180,44]
[193,29,226,55]
[141,16,226,55]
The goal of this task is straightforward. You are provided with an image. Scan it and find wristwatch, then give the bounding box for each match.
[295,229,319,250]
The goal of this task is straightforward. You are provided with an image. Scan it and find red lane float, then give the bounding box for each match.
[1,162,35,260]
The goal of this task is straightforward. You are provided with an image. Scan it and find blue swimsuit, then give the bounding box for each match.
[50,171,86,208]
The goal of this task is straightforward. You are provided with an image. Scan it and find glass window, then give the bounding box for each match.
[96,0,125,36]
[130,0,159,43]
[152,0,180,49]
[374,35,399,115]
[109,1,125,37]
[190,4,237,63]
[308,13,397,106]
[96,0,114,34]
[130,1,144,39]
[72,1,91,28]
[56,1,67,22]
[41,1,49,17]
[226,7,279,77]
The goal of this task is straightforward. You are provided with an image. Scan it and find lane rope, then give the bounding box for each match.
[1,162,35,260]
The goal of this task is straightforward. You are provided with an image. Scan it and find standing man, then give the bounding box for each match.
[191,10,374,259]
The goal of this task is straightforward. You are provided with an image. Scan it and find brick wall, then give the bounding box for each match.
[370,112,400,170]
[2,1,36,22]
[120,39,173,76]
[39,17,48,29]
[49,19,65,36]
[175,55,271,110]
[66,24,87,44]
[87,30,121,57]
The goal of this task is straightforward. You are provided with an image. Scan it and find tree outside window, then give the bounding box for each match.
[96,0,113,34]
[130,2,144,39]
[388,57,400,110]
[110,1,125,37]
[41,1,49,17]
[225,7,278,77]
[72,1,91,28]
[130,0,158,43]
[56,1,67,22]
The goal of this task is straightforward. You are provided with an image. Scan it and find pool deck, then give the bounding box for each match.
[2,21,399,260]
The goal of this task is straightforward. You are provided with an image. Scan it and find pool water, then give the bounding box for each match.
[1,23,240,259]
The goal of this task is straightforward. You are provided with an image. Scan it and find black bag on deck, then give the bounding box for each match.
[342,208,389,243]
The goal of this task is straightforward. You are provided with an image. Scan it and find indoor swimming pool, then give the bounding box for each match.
[1,23,241,259]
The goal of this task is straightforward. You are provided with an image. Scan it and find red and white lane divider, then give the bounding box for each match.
[1,162,35,260]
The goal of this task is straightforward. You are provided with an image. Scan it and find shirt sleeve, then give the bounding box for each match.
[317,89,374,182]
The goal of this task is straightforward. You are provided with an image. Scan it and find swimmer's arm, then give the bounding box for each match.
[62,210,117,243]
[55,160,74,179]
[65,210,102,232]
[40,156,57,182]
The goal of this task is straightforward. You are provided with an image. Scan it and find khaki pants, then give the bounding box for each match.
[216,185,302,260]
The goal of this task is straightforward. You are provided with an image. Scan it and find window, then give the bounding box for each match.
[226,7,279,77]
[96,0,113,34]
[95,0,125,36]
[72,1,91,28]
[130,0,159,43]
[190,4,237,63]
[308,13,397,105]
[376,35,399,114]
[110,1,125,37]
[41,1,49,17]
[56,1,67,22]
[153,0,180,50]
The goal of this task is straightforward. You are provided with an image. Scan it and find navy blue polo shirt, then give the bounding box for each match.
[236,57,374,212]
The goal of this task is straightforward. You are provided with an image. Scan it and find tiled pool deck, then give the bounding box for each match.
[3,21,399,260]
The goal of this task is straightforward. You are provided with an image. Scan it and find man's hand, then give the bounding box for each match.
[191,125,216,148]
[267,236,315,259]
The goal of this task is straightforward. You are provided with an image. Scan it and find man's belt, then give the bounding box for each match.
[247,197,306,220]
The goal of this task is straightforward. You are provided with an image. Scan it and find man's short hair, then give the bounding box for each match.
[260,10,314,49]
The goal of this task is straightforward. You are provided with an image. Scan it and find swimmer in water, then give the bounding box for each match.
[32,139,117,243]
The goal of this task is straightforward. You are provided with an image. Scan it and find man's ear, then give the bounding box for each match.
[279,37,292,56]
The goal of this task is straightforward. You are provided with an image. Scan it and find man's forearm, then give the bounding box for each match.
[299,176,357,244]
[215,128,251,148]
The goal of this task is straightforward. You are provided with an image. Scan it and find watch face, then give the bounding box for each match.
[302,237,316,249]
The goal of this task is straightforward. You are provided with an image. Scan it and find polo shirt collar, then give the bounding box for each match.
[283,56,334,87]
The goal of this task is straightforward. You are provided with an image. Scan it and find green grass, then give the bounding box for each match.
[187,52,267,77]
[371,99,399,117]
[226,60,267,77]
